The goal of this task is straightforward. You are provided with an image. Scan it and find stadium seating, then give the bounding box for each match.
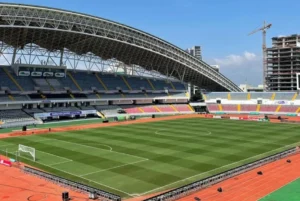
[274,93,294,100]
[256,105,278,113]
[156,105,175,112]
[0,109,39,128]
[125,76,152,90]
[207,104,219,112]
[279,105,298,113]
[172,82,186,90]
[240,104,257,112]
[173,104,193,112]
[222,104,236,111]
[230,93,247,100]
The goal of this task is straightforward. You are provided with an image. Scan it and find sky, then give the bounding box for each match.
[3,0,300,85]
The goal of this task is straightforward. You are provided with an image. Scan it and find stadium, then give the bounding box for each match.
[0,3,300,201]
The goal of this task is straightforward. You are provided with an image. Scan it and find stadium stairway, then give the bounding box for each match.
[3,68,23,91]
[237,104,241,112]
[96,94,101,99]
[121,76,132,90]
[170,105,179,112]
[45,79,55,91]
[218,104,223,111]
[256,104,261,112]
[292,93,298,101]
[67,72,82,91]
[188,104,195,112]
[296,107,300,113]
[147,78,156,90]
[96,111,106,119]
[169,81,176,90]
[69,94,75,99]
[271,93,276,100]
[95,74,108,91]
[276,105,282,112]
[154,105,162,112]
[138,107,144,113]
[247,93,251,100]
[227,93,231,100]
[8,95,14,101]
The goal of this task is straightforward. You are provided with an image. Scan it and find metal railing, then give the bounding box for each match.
[23,166,121,201]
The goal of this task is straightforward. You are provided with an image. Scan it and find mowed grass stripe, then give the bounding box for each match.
[1,118,300,197]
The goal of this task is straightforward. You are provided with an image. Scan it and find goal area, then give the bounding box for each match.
[18,144,35,161]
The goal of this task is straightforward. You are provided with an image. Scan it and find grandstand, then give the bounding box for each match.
[0,66,193,127]
[204,92,300,115]
[1,3,299,201]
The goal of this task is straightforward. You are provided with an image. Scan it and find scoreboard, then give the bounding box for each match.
[12,64,66,78]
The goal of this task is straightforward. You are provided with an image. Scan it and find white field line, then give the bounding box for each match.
[48,138,148,161]
[138,141,300,196]
[37,150,73,162]
[80,159,149,177]
[48,160,73,166]
[257,177,300,200]
[13,153,133,197]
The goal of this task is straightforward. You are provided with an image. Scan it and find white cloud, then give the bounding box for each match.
[207,51,263,85]
[213,51,258,67]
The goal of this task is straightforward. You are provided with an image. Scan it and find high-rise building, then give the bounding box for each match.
[266,34,300,91]
[186,46,202,60]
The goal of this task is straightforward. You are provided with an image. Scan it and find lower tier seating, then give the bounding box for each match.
[207,104,300,114]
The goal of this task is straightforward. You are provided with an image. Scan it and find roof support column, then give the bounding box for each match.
[11,47,17,65]
[60,49,64,66]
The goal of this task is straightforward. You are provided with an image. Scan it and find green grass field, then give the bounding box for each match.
[259,178,300,201]
[1,118,300,198]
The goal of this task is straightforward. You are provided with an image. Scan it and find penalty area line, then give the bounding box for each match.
[13,153,133,197]
[80,159,149,177]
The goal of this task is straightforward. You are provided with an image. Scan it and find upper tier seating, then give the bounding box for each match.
[230,93,247,100]
[0,68,19,91]
[98,74,128,90]
[274,93,295,100]
[70,72,105,91]
[151,79,171,90]
[33,79,52,91]
[126,76,152,90]
[172,82,186,90]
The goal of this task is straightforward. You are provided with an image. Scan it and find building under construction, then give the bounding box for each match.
[267,34,300,91]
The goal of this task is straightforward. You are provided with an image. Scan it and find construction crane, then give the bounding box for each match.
[248,21,272,91]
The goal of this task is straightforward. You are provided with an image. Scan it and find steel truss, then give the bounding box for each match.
[0,3,241,91]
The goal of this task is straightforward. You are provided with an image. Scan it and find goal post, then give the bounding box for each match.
[18,144,36,161]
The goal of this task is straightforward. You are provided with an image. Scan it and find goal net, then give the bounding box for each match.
[18,144,35,161]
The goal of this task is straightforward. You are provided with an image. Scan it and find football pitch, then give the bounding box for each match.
[1,118,300,198]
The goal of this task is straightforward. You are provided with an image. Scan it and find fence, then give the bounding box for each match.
[144,147,297,201]
[23,166,121,201]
